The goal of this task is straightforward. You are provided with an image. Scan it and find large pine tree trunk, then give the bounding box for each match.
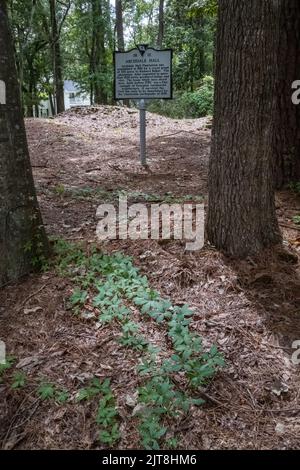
[49,0,65,114]
[275,0,300,188]
[206,0,282,258]
[0,0,48,286]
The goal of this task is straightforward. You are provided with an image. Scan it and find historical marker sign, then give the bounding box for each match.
[114,47,173,100]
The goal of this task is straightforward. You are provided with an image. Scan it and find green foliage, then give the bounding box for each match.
[37,382,69,403]
[76,374,120,446]
[148,75,214,118]
[70,289,88,307]
[292,215,300,225]
[11,371,26,389]
[119,321,149,350]
[165,437,179,449]
[23,226,49,271]
[55,389,70,404]
[182,75,214,117]
[117,190,204,205]
[139,415,168,450]
[10,0,55,114]
[38,382,55,400]
[11,0,216,111]
[289,182,300,194]
[189,0,218,17]
[137,374,204,449]
[137,353,161,377]
[76,377,103,402]
[51,186,119,202]
[53,185,66,197]
[0,356,16,381]
[64,0,114,103]
[96,379,120,445]
[51,240,224,449]
[52,238,87,277]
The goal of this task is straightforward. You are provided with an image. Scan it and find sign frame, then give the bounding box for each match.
[113,47,173,101]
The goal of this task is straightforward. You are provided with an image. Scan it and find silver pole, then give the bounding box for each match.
[139,99,146,166]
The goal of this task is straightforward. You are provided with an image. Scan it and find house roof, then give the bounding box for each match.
[64,80,80,93]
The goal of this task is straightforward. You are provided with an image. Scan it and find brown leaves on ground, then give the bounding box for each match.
[0,106,300,449]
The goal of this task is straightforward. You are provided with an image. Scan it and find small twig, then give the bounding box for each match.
[17,284,47,313]
[197,389,231,409]
[1,394,38,448]
[264,407,300,414]
[5,432,27,450]
[279,223,300,232]
[85,167,102,173]
[151,130,206,141]
[10,399,40,432]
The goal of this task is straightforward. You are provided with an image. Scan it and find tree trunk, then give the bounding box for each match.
[115,0,125,51]
[49,93,55,116]
[190,51,194,92]
[27,59,36,117]
[274,0,300,188]
[197,16,206,77]
[115,0,129,107]
[0,0,48,286]
[49,0,65,114]
[157,0,164,49]
[92,0,107,105]
[206,0,282,258]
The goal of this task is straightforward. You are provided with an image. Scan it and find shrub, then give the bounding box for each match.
[147,75,214,119]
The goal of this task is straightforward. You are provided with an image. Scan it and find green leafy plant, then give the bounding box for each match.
[119,321,149,350]
[70,289,88,307]
[76,377,103,402]
[138,415,167,450]
[96,379,120,445]
[292,215,300,225]
[37,380,69,403]
[11,371,26,389]
[98,424,120,445]
[55,389,70,404]
[165,437,179,449]
[0,356,16,382]
[148,76,214,119]
[137,352,161,377]
[51,241,225,449]
[53,184,66,197]
[133,290,161,313]
[38,382,55,400]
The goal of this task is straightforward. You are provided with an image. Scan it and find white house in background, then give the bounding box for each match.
[64,80,91,109]
[36,80,91,117]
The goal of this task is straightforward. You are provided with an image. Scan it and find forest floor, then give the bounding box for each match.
[1,105,300,450]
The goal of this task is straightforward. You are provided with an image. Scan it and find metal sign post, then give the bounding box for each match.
[139,99,146,166]
[114,45,173,166]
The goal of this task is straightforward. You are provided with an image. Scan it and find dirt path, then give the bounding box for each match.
[0,106,300,450]
[28,106,211,239]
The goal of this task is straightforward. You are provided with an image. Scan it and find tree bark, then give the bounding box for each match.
[27,57,36,117]
[0,0,48,286]
[115,0,125,52]
[49,0,65,114]
[274,0,300,188]
[157,0,164,49]
[206,0,282,258]
[115,0,129,107]
[92,0,107,105]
